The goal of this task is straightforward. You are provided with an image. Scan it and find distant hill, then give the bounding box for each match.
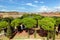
[0,11,60,18]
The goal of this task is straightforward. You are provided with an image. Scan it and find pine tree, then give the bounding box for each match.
[6,26,13,39]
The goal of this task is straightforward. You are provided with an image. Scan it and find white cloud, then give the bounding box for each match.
[26,3,37,7]
[0,6,26,12]
[54,6,60,9]
[0,5,8,11]
[37,6,56,12]
[0,9,18,12]
[40,6,47,11]
[40,1,44,4]
[26,3,32,6]
[38,6,49,12]
[34,1,38,3]
[0,9,7,11]
[54,6,60,11]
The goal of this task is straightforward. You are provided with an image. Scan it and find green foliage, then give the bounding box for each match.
[38,17,56,31]
[21,14,42,20]
[2,17,14,23]
[6,26,13,39]
[11,18,21,27]
[31,14,42,20]
[51,16,59,26]
[22,18,36,28]
[21,14,30,19]
[16,17,22,19]
[0,21,8,30]
[56,18,60,25]
[0,18,3,21]
[31,14,42,28]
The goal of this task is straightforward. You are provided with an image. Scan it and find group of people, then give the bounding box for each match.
[16,24,25,32]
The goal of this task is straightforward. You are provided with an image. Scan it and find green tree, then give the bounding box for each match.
[52,16,58,40]
[30,14,42,38]
[0,18,2,21]
[38,17,56,40]
[0,21,8,29]
[22,18,36,38]
[56,17,60,26]
[21,14,42,38]
[11,18,21,29]
[2,17,14,23]
[0,21,8,33]
[6,25,13,39]
[31,14,42,28]
[20,13,30,19]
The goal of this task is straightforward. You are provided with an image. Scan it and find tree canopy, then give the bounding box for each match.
[21,14,30,19]
[38,17,56,31]
[31,14,42,20]
[2,17,14,23]
[0,21,8,30]
[11,18,21,27]
[22,18,36,28]
[21,14,42,19]
[56,18,60,26]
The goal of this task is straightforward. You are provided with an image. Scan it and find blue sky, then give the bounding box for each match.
[0,0,60,12]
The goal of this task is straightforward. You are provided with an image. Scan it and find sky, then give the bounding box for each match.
[0,0,60,12]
